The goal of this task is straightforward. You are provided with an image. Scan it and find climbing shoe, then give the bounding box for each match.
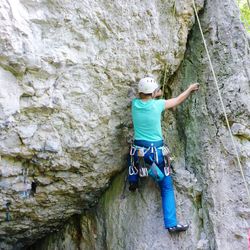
[168,224,189,233]
[129,182,138,192]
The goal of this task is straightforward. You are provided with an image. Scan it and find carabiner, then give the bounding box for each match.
[130,146,136,156]
[129,165,138,175]
[164,166,170,176]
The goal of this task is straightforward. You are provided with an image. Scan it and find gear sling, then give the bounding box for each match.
[128,139,178,228]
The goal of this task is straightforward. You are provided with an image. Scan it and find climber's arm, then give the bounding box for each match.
[165,83,199,110]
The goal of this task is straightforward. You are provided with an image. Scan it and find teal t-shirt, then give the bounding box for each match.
[132,98,166,141]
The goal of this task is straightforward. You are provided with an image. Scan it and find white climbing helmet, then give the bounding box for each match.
[138,77,159,94]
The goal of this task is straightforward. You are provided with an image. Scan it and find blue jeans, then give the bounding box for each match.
[128,140,177,228]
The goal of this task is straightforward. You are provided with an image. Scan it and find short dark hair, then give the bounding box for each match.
[139,92,152,99]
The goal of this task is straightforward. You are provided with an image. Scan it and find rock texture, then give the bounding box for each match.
[29,0,250,250]
[0,0,249,249]
[0,0,205,248]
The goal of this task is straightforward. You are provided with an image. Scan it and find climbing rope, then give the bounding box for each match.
[192,0,250,203]
[161,63,168,98]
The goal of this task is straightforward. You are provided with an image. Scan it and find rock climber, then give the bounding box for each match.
[128,76,199,233]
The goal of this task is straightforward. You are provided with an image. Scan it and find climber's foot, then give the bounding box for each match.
[168,224,189,233]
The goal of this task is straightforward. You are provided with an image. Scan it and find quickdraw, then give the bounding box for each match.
[138,156,148,177]
[163,144,171,177]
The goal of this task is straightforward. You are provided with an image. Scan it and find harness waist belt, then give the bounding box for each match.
[134,140,163,148]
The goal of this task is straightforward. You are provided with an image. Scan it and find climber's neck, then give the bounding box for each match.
[139,93,152,101]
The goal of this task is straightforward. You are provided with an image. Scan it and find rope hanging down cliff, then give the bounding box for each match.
[192,0,250,204]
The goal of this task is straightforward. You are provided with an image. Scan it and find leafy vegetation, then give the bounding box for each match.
[237,0,250,32]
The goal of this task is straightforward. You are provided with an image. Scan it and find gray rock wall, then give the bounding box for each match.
[170,0,250,249]
[0,0,205,248]
[1,0,249,249]
[29,0,250,250]
[31,171,203,250]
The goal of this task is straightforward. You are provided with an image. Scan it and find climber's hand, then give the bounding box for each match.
[165,83,199,109]
[189,83,199,92]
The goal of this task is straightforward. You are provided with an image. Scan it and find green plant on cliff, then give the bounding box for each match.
[237,0,250,32]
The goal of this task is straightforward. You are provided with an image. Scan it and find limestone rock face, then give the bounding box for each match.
[29,0,250,249]
[0,0,208,248]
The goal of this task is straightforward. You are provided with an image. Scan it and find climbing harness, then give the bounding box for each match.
[192,0,250,203]
[129,142,172,183]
